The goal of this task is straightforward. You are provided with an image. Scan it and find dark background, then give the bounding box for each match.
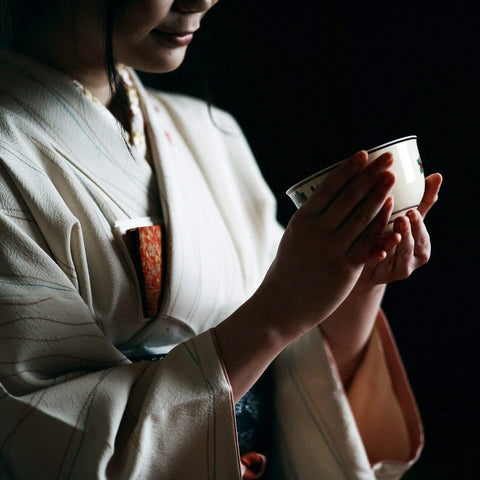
[140,1,478,478]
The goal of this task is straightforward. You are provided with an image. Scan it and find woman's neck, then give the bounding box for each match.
[22,47,113,106]
[15,21,113,107]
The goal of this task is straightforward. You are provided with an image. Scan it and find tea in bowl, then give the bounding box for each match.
[286,136,425,230]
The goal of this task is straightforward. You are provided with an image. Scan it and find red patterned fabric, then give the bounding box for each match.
[125,225,163,317]
[241,452,267,479]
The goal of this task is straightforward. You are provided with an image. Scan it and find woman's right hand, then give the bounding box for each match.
[252,150,397,339]
[214,150,398,401]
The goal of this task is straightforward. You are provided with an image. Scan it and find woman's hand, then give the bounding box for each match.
[253,150,397,339]
[215,150,419,402]
[317,173,441,386]
[215,150,398,402]
[358,173,443,286]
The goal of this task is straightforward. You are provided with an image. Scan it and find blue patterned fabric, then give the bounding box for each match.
[235,367,274,456]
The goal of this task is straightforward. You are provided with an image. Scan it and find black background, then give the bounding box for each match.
[140,1,478,478]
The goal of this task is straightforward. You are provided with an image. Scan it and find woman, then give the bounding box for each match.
[0,0,442,479]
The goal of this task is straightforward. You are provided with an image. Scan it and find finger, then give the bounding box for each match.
[343,173,396,263]
[392,215,416,279]
[301,150,368,216]
[324,152,394,229]
[406,209,431,264]
[340,169,395,232]
[349,196,395,263]
[417,173,442,218]
[377,230,402,255]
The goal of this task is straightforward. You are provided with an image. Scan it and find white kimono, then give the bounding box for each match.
[0,48,422,479]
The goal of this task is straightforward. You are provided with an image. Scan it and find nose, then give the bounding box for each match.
[174,0,219,14]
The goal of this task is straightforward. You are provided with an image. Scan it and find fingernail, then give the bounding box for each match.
[379,171,394,186]
[407,209,417,220]
[383,154,394,168]
[352,151,367,164]
[383,196,393,209]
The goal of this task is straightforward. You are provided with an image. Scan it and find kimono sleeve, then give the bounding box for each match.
[0,165,241,479]
[272,312,423,480]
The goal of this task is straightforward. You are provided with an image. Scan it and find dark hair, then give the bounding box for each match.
[1,0,66,48]
[103,0,130,114]
[1,0,222,132]
[0,0,11,44]
[0,0,127,101]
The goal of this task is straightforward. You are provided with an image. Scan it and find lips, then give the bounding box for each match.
[152,28,196,47]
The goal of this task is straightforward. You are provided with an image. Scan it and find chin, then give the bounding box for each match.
[143,61,185,74]
[121,47,188,74]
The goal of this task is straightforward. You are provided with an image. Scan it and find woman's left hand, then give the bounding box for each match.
[359,173,443,286]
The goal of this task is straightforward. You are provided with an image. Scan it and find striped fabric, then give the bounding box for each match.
[0,47,422,480]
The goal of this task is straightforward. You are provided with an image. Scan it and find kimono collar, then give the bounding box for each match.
[0,47,160,224]
[69,65,148,161]
[0,48,146,168]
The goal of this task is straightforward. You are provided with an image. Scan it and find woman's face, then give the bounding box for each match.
[112,0,220,72]
[43,0,219,76]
